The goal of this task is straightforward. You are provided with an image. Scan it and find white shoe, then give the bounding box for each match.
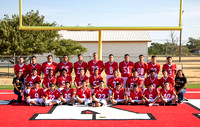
[153,103,159,106]
[148,103,153,106]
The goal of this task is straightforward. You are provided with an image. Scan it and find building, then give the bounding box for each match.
[59,31,151,63]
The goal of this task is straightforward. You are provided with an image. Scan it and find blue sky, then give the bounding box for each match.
[1,0,200,46]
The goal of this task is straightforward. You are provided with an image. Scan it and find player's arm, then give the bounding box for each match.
[107,84,113,91]
[112,92,115,104]
[42,82,47,90]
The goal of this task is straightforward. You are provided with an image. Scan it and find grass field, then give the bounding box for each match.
[1,84,199,90]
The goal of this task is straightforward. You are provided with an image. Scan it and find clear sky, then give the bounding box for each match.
[1,0,200,46]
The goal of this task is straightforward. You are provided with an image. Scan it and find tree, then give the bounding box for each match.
[0,10,87,63]
[186,37,200,52]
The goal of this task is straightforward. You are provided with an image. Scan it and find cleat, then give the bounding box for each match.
[148,103,153,106]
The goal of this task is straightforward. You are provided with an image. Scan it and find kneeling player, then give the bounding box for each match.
[26,81,44,106]
[160,81,177,105]
[92,80,110,107]
[143,83,160,106]
[60,81,75,105]
[76,80,92,106]
[43,83,61,106]
[112,83,127,105]
[128,84,145,105]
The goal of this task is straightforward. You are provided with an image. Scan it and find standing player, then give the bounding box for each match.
[26,81,44,106]
[144,70,160,89]
[107,70,123,96]
[126,70,143,91]
[42,69,56,92]
[60,81,75,105]
[143,83,160,106]
[27,56,42,76]
[74,54,87,76]
[147,56,160,77]
[76,80,92,105]
[162,56,177,79]
[134,55,148,80]
[105,54,118,82]
[88,52,104,76]
[128,84,145,105]
[159,70,175,90]
[26,68,41,94]
[112,83,127,105]
[56,69,72,92]
[93,81,110,107]
[119,54,134,89]
[160,81,177,105]
[89,68,103,94]
[42,55,57,77]
[74,69,89,89]
[43,83,61,106]
[58,55,73,76]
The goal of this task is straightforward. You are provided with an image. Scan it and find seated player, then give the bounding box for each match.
[112,83,127,105]
[60,81,75,105]
[126,70,143,91]
[92,80,110,107]
[144,70,160,89]
[43,83,61,106]
[160,81,177,105]
[42,69,56,92]
[89,68,103,94]
[128,84,145,105]
[143,83,160,106]
[159,69,175,90]
[26,81,44,106]
[26,68,41,94]
[76,80,92,106]
[107,70,123,96]
[56,69,72,92]
[74,69,89,89]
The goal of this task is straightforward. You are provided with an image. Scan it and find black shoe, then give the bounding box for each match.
[87,103,93,107]
[170,103,177,106]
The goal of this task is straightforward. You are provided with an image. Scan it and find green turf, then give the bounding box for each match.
[0,84,199,90]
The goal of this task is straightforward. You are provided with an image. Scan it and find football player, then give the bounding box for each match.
[126,70,143,91]
[144,70,160,89]
[89,68,103,94]
[14,57,27,78]
[74,69,89,89]
[162,56,177,79]
[42,55,57,77]
[76,80,92,106]
[112,83,127,105]
[74,54,87,76]
[56,69,72,92]
[60,81,75,105]
[26,81,44,106]
[27,56,42,76]
[159,69,175,90]
[134,54,148,80]
[42,69,56,92]
[92,80,110,107]
[104,54,118,82]
[128,84,145,105]
[147,55,160,77]
[43,83,61,106]
[119,54,134,89]
[160,81,177,105]
[143,83,160,106]
[88,52,104,76]
[57,55,73,76]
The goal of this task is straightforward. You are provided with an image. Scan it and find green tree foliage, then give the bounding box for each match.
[186,37,200,52]
[0,10,87,63]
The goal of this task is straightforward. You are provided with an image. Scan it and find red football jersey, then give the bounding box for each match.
[29,88,44,99]
[134,62,148,76]
[107,77,124,89]
[74,75,89,87]
[89,75,103,87]
[58,61,73,75]
[119,61,134,77]
[162,63,177,79]
[159,76,175,90]
[147,62,160,75]
[61,88,75,99]
[88,60,104,76]
[56,75,72,87]
[129,90,143,100]
[42,76,57,88]
[143,88,158,99]
[42,62,57,77]
[144,77,160,89]
[126,76,143,89]
[26,75,41,87]
[44,89,60,100]
[105,61,118,75]
[113,88,125,100]
[27,63,42,76]
[160,89,175,99]
[94,87,109,99]
[74,61,88,76]
[14,63,27,77]
[76,87,91,99]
